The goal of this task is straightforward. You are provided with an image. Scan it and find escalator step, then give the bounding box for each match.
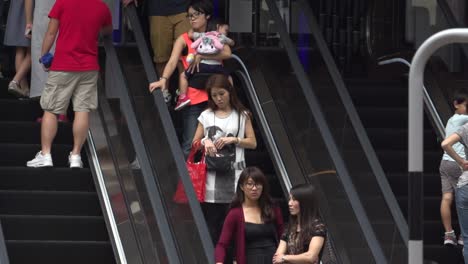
[0,122,72,144]
[6,240,116,264]
[0,167,94,192]
[0,99,42,121]
[0,190,102,216]
[0,143,88,167]
[1,215,108,241]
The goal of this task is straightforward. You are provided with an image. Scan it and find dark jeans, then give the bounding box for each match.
[181,102,207,159]
[456,185,468,263]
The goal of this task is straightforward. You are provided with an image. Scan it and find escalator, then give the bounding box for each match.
[231,0,412,262]
[278,0,464,263]
[108,4,345,263]
[0,1,435,262]
[0,81,116,264]
[109,1,412,263]
[0,1,416,263]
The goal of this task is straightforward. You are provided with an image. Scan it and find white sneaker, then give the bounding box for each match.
[27,151,53,168]
[444,231,457,246]
[68,152,83,169]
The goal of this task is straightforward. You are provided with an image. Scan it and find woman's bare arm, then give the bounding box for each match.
[149,36,186,92]
[280,236,325,264]
[238,116,256,149]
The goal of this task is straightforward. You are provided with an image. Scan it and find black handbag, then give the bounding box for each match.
[205,113,240,172]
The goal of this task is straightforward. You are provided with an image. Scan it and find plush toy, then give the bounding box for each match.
[187,31,224,64]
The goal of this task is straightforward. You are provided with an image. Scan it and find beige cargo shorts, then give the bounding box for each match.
[40,71,98,114]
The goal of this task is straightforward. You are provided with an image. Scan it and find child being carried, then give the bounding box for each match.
[174,21,235,111]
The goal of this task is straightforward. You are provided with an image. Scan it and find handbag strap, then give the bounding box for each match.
[235,112,241,137]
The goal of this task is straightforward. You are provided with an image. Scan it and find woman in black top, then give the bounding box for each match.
[273,184,326,264]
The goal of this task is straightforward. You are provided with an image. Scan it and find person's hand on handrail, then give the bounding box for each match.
[122,0,138,7]
[149,78,167,93]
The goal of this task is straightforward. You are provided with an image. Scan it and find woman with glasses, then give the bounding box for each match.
[193,74,257,245]
[215,166,284,264]
[273,184,326,264]
[149,0,232,159]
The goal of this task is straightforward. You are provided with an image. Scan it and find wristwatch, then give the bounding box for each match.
[281,255,285,263]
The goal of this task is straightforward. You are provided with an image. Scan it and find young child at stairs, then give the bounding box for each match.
[440,92,468,246]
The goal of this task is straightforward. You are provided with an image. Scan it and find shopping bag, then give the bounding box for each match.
[173,148,207,203]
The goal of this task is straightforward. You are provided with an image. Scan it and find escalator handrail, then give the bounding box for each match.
[231,55,292,191]
[122,5,214,258]
[378,58,446,139]
[86,130,128,264]
[102,36,182,263]
[0,221,9,264]
[297,0,409,245]
[437,0,468,58]
[264,0,388,262]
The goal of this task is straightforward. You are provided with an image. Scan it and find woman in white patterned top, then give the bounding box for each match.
[192,73,256,243]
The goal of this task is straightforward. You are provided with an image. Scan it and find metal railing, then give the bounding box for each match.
[297,0,409,247]
[121,4,213,259]
[231,55,292,192]
[0,221,9,264]
[378,58,445,138]
[102,36,182,263]
[408,28,468,264]
[86,130,128,264]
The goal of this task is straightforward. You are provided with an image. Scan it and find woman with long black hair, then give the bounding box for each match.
[273,184,326,264]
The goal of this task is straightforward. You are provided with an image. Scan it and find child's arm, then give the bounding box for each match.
[442,133,468,169]
[219,34,235,47]
[190,30,203,41]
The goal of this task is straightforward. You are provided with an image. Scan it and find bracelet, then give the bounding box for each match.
[236,137,241,145]
[160,76,168,81]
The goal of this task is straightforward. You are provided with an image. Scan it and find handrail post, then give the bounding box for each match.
[408,28,468,264]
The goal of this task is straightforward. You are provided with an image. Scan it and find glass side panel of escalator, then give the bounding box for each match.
[228,0,407,262]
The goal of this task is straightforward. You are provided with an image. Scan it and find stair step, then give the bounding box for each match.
[0,121,72,144]
[386,173,442,196]
[377,150,441,172]
[357,107,433,129]
[366,128,439,151]
[424,220,461,245]
[0,167,94,191]
[6,240,116,264]
[1,215,108,241]
[0,190,102,216]
[0,99,42,122]
[424,244,463,264]
[396,197,450,221]
[0,143,88,167]
[343,149,441,172]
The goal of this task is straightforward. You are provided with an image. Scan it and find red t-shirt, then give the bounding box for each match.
[49,0,112,71]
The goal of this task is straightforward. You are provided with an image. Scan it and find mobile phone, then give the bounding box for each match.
[25,28,32,37]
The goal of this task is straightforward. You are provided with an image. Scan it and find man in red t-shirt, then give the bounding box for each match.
[27,0,112,168]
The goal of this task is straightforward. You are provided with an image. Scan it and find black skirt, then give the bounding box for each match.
[246,245,277,264]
